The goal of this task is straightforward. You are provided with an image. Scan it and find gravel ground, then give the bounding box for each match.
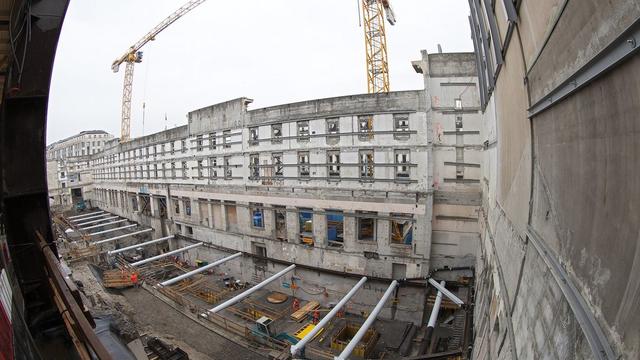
[122,287,262,360]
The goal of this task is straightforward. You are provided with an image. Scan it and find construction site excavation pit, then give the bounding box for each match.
[53,196,474,359]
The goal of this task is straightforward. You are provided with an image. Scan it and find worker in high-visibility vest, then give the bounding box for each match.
[312,310,320,325]
[130,272,138,287]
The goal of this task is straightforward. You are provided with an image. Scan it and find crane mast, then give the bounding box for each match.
[361,0,395,94]
[112,0,207,142]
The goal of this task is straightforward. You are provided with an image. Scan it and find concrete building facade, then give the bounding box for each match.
[413,51,483,270]
[469,1,640,359]
[90,92,434,323]
[85,55,481,325]
[46,130,115,207]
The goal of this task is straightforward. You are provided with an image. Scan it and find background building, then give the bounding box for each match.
[46,130,115,207]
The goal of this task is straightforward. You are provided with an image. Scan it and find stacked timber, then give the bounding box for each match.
[103,269,136,289]
[290,300,320,322]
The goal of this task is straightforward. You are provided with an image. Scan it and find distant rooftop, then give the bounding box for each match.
[47,130,113,148]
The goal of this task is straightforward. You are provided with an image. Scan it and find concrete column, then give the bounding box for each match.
[220,202,228,231]
[191,198,200,223]
[313,208,326,248]
[177,198,184,219]
[207,202,213,228]
[262,206,274,235]
[343,210,357,251]
[235,202,249,234]
[150,196,158,217]
[377,212,391,253]
[416,195,433,260]
[136,194,142,212]
[168,197,174,219]
[286,206,299,243]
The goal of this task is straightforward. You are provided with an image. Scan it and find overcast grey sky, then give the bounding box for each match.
[47,0,472,144]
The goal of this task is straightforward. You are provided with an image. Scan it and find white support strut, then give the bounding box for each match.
[428,278,464,306]
[68,211,105,220]
[106,235,174,255]
[70,213,110,222]
[88,224,137,236]
[427,281,446,328]
[335,280,398,360]
[79,219,126,231]
[291,276,368,357]
[130,243,202,267]
[206,264,296,314]
[76,216,119,227]
[159,252,243,287]
[93,228,153,245]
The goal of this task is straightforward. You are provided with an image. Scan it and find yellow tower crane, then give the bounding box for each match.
[361,0,396,94]
[112,0,207,142]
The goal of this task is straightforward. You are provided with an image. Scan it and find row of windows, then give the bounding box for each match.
[93,113,413,166]
[245,205,413,247]
[94,149,414,181]
[94,132,234,166]
[170,198,414,247]
[50,138,108,159]
[94,190,415,248]
[245,113,411,146]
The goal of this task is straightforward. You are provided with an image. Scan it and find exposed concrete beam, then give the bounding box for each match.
[291,276,367,357]
[93,228,153,245]
[130,243,202,267]
[159,252,243,287]
[75,215,119,227]
[67,211,105,219]
[206,264,296,314]
[79,219,126,231]
[88,224,137,236]
[335,280,398,360]
[106,235,174,255]
[70,213,110,222]
[428,278,464,306]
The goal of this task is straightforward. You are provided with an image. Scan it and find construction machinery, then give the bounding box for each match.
[361,0,396,93]
[252,316,299,345]
[111,0,207,142]
[113,0,392,142]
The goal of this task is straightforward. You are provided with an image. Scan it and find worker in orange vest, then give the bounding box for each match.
[312,310,320,324]
[130,272,138,287]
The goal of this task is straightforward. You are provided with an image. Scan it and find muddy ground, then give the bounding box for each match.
[122,287,261,360]
[70,262,262,359]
